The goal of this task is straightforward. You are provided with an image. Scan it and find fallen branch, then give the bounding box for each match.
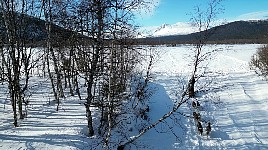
[118,91,189,149]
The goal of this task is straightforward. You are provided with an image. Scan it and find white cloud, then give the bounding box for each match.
[233,11,268,21]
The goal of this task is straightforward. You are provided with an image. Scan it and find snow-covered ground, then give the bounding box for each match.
[139,44,268,149]
[1,44,268,149]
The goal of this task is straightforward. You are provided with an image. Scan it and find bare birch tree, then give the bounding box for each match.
[118,0,224,149]
[0,0,41,126]
[187,0,224,98]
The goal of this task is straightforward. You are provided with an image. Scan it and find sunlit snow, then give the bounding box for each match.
[1,44,268,149]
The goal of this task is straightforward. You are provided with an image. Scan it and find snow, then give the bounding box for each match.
[1,44,268,149]
[0,78,94,149]
[152,22,198,37]
[138,22,198,37]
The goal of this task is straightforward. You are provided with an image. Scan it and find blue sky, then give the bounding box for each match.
[135,0,268,27]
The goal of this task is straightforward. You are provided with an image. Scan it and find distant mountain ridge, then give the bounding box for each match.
[149,22,198,37]
[137,20,268,45]
[1,13,268,45]
[0,13,85,46]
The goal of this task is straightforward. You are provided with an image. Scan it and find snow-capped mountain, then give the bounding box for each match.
[153,22,198,36]
[139,22,198,37]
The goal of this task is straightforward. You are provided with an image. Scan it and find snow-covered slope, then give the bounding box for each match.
[1,44,268,149]
[139,22,198,37]
[153,22,198,37]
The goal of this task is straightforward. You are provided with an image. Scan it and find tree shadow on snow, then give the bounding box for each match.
[210,129,230,140]
[0,133,93,150]
[134,80,189,149]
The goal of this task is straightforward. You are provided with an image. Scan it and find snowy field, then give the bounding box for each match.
[1,44,268,149]
[141,44,268,149]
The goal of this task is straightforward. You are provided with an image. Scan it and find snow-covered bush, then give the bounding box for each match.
[250,44,268,76]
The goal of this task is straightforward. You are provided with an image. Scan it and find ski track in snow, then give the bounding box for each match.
[221,72,268,147]
[149,44,268,149]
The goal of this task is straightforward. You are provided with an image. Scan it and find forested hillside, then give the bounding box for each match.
[136,20,268,45]
[0,12,87,46]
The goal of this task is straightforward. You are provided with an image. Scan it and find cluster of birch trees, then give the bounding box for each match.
[0,0,152,145]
